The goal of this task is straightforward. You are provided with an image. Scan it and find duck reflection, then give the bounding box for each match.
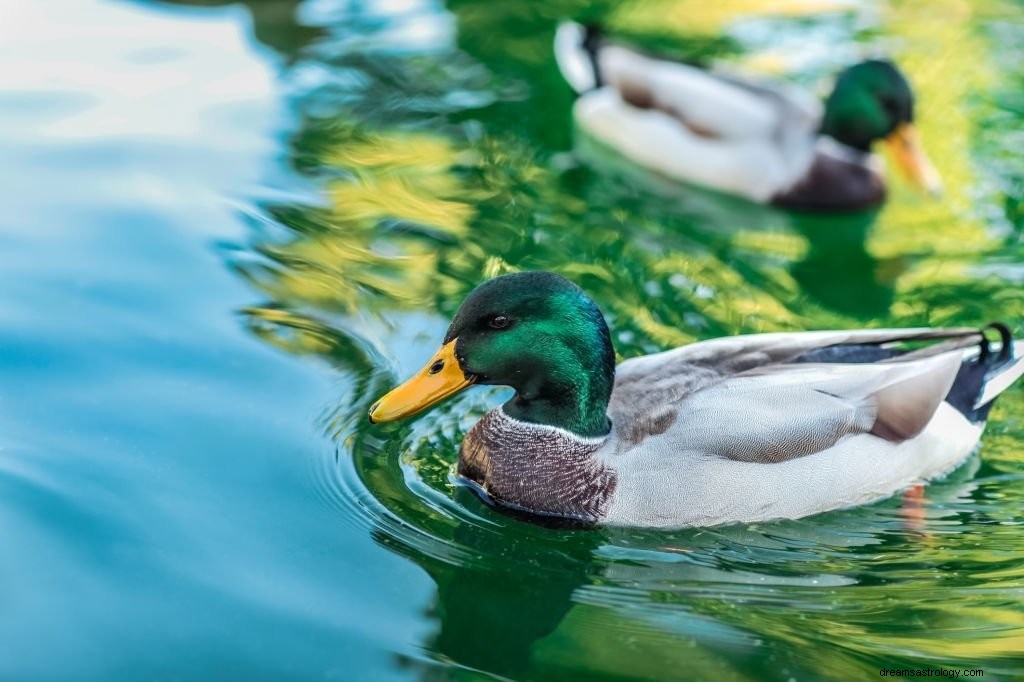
[577,133,903,320]
[788,208,904,319]
[374,511,603,679]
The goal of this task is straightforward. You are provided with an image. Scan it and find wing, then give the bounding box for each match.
[575,88,804,201]
[609,328,982,459]
[556,23,820,138]
[599,46,813,143]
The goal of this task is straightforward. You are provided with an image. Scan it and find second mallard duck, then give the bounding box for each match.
[370,272,1023,528]
[554,23,943,210]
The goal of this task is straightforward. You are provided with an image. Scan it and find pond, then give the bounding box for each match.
[1,0,1023,679]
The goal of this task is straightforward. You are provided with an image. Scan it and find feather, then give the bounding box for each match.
[554,22,598,93]
[975,341,1024,409]
[611,327,988,462]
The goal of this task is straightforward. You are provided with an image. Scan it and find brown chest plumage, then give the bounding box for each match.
[771,149,886,211]
[457,410,617,523]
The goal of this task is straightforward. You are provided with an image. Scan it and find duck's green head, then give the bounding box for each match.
[821,59,942,194]
[369,272,615,437]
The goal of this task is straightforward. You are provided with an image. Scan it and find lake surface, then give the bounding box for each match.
[2,0,1023,679]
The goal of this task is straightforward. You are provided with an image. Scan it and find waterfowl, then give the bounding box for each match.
[554,23,943,211]
[369,272,1024,528]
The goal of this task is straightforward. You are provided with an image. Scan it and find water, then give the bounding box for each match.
[2,0,1023,679]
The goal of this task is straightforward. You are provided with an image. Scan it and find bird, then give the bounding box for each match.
[369,271,1024,528]
[554,22,943,211]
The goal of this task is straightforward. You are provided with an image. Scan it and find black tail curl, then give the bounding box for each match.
[978,322,1013,364]
[582,24,604,89]
[946,322,1017,422]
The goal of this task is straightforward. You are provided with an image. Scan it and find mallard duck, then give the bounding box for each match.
[554,23,943,211]
[369,272,1023,528]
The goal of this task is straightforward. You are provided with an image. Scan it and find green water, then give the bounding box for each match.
[2,0,1023,679]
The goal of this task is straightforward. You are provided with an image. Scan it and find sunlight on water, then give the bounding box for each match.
[1,0,1023,679]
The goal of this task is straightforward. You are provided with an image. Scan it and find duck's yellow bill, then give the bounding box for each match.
[368,339,474,423]
[884,123,943,196]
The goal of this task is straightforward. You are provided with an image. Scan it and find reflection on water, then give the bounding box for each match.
[3,0,1024,679]
[789,208,899,318]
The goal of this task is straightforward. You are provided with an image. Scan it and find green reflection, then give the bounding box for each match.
[788,208,900,318]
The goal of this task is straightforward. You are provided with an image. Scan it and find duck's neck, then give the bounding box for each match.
[819,98,882,154]
[504,377,612,438]
[503,326,615,439]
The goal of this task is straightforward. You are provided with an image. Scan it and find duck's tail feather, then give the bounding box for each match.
[945,323,1024,422]
[555,21,603,93]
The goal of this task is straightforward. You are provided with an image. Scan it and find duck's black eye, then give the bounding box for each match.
[880,95,900,118]
[487,315,511,330]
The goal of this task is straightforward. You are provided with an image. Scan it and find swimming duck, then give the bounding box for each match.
[554,23,943,211]
[369,272,1023,528]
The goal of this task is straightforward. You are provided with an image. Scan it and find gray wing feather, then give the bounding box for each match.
[614,328,977,388]
[610,330,973,462]
[676,383,875,463]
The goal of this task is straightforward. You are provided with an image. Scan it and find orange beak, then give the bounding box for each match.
[368,339,474,423]
[884,123,943,197]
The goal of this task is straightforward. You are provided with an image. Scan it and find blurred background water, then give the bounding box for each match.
[1,0,1023,679]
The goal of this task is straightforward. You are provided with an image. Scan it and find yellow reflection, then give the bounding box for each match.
[872,0,994,259]
[611,0,853,36]
[245,123,480,314]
